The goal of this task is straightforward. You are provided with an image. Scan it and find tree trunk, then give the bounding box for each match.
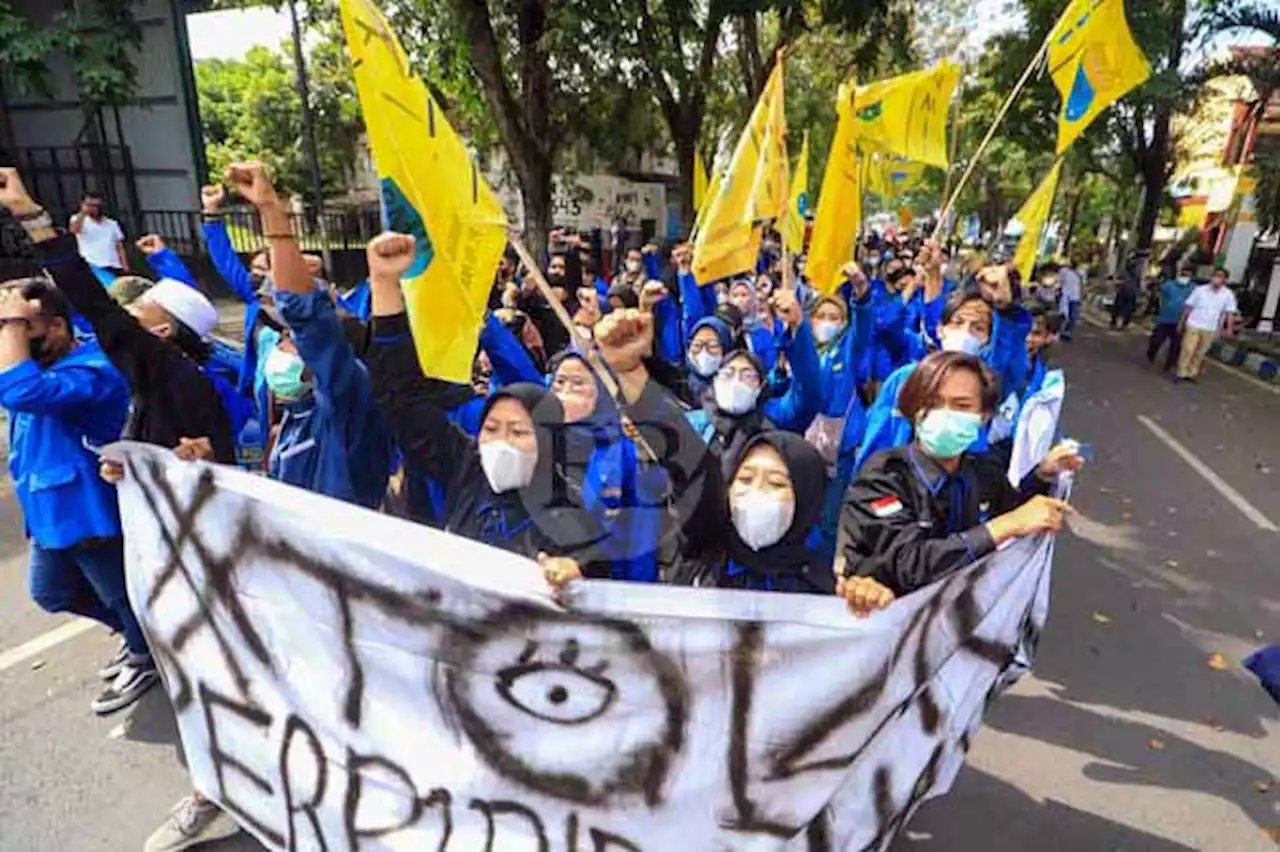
[1062,187,1085,257]
[674,126,697,236]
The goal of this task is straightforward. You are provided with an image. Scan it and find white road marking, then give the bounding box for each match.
[1138,415,1279,532]
[0,619,97,674]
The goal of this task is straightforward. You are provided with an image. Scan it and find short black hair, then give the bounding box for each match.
[82,191,103,202]
[14,277,72,323]
[1211,265,1228,277]
[897,351,1000,422]
[1027,302,1063,334]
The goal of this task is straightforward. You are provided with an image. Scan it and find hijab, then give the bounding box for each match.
[724,431,828,579]
[702,349,771,477]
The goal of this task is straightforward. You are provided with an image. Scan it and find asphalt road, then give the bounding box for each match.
[0,318,1276,851]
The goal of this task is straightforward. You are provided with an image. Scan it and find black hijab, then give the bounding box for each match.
[703,348,772,477]
[724,431,829,580]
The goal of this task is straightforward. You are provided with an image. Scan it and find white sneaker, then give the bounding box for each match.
[144,795,242,852]
[97,642,130,681]
[90,658,157,715]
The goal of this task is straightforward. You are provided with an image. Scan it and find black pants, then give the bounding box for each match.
[1147,322,1180,370]
[1111,300,1135,328]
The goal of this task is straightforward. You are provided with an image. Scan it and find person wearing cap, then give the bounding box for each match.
[225,161,393,510]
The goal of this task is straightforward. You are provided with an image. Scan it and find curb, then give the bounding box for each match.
[1084,293,1280,385]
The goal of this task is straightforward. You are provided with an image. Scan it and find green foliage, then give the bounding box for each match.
[195,34,362,198]
[0,0,142,106]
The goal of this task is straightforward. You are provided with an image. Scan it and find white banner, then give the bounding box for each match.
[115,442,1056,852]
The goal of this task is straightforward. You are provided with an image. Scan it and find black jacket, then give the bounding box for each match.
[840,444,1051,596]
[36,235,235,463]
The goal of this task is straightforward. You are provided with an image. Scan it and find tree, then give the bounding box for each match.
[195,40,363,198]
[0,0,143,108]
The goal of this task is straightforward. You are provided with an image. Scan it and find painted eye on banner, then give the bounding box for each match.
[443,606,688,807]
[496,644,617,725]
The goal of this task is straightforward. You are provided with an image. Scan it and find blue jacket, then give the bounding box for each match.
[202,219,266,396]
[145,247,197,287]
[1157,278,1195,325]
[339,280,372,321]
[677,270,719,347]
[269,289,393,509]
[867,281,912,382]
[0,342,130,548]
[904,278,955,351]
[991,305,1033,400]
[480,313,542,386]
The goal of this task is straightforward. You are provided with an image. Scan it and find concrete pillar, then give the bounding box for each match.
[1258,260,1280,334]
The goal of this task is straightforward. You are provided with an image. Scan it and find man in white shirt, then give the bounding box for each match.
[1176,267,1239,382]
[69,192,128,273]
[1057,260,1083,341]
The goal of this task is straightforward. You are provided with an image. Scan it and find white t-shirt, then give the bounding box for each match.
[1058,266,1082,302]
[74,215,125,268]
[1182,284,1238,332]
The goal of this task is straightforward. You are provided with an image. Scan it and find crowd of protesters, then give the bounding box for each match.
[0,162,1084,852]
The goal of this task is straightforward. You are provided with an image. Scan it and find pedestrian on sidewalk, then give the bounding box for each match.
[1175,267,1239,383]
[1147,264,1195,372]
[1056,260,1083,341]
[1110,275,1138,330]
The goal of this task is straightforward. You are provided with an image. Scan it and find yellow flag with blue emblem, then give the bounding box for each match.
[1048,0,1151,154]
[743,61,789,226]
[808,81,863,296]
[865,154,927,200]
[853,62,959,168]
[780,131,809,254]
[340,0,509,383]
[1012,161,1063,285]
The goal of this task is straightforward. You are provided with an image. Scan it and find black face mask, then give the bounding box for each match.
[28,336,51,364]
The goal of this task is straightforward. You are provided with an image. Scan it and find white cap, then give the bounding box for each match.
[145,279,219,339]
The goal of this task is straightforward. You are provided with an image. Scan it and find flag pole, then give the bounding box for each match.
[932,32,1053,239]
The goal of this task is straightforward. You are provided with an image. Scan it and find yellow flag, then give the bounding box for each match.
[690,167,720,240]
[693,60,786,282]
[808,81,863,296]
[1012,161,1063,285]
[780,131,810,254]
[1048,0,1151,154]
[898,206,914,228]
[340,0,508,383]
[743,61,789,226]
[865,154,926,199]
[853,62,960,168]
[693,152,709,215]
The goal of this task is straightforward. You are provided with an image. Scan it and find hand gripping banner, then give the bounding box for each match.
[114,442,1058,851]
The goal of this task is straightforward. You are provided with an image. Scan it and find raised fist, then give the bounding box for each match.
[224,162,279,208]
[770,288,802,329]
[136,234,165,255]
[594,307,653,374]
[366,232,416,280]
[639,280,668,313]
[200,184,225,214]
[0,168,38,216]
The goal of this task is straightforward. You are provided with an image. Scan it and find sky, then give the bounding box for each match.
[187,7,293,61]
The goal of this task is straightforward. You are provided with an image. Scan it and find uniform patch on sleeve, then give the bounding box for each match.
[869,495,904,518]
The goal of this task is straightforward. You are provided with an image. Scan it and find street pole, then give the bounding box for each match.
[288,0,332,275]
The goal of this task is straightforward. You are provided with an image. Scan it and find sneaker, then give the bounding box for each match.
[97,642,129,681]
[144,795,242,852]
[90,658,157,715]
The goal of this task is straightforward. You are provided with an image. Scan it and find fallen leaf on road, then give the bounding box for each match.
[1098,487,1115,495]
[1207,653,1229,671]
[1255,780,1272,794]
[1263,827,1279,843]
[1165,560,1179,568]
[1206,549,1218,558]
[1121,497,1133,505]
[1167,507,1178,514]
[1167,530,1178,537]
[1092,612,1113,624]
[1258,465,1272,475]
[1148,738,1165,751]
[1204,717,1226,732]
[29,659,45,671]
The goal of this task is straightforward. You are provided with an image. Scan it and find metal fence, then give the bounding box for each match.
[12,145,140,226]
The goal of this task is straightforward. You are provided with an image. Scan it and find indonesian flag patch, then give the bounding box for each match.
[869,495,904,518]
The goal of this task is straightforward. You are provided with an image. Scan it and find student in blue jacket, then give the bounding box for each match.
[853,289,998,474]
[227,163,393,510]
[979,263,1034,401]
[0,279,153,715]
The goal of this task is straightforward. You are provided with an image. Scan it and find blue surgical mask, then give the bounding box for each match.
[813,320,843,344]
[916,408,983,459]
[264,348,311,402]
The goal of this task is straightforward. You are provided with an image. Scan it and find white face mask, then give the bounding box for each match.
[714,375,761,415]
[478,440,537,493]
[689,350,723,378]
[730,490,795,551]
[940,327,985,356]
[813,320,843,344]
[625,259,642,274]
[1177,276,1190,285]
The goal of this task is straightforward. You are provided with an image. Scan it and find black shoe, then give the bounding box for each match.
[91,658,158,715]
[97,642,130,681]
